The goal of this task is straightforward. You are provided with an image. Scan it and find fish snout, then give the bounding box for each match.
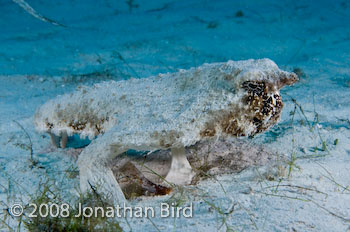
[277,72,299,89]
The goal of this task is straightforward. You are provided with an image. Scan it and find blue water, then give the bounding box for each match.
[2,0,349,78]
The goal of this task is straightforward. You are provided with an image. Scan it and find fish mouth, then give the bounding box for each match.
[277,72,299,89]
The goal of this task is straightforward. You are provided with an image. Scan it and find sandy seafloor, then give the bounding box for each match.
[1,0,350,231]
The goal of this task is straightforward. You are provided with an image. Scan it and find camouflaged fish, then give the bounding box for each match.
[34,58,298,204]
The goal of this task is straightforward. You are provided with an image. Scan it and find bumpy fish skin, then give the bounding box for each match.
[34,59,297,204]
